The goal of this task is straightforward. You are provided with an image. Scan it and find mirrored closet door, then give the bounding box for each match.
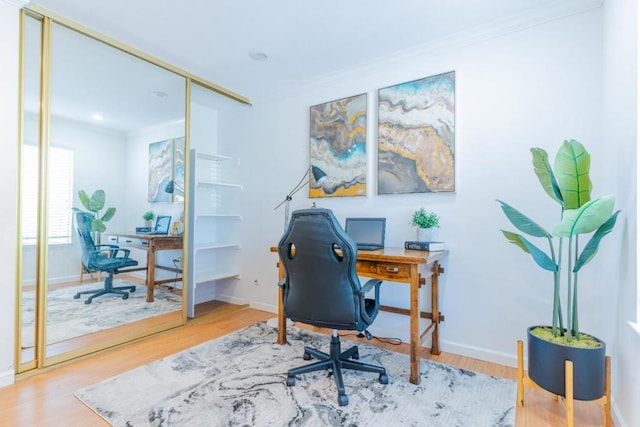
[19,11,193,371]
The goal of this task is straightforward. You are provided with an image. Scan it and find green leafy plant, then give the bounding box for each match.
[410,208,440,229]
[497,139,620,343]
[74,189,116,233]
[143,211,155,222]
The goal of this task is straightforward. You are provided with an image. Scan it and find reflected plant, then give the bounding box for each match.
[74,189,116,234]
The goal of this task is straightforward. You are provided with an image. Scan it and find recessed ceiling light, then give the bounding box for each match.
[91,113,105,121]
[249,50,268,61]
[152,90,169,98]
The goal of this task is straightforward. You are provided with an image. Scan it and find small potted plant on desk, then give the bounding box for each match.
[143,210,155,227]
[497,139,619,406]
[410,207,439,242]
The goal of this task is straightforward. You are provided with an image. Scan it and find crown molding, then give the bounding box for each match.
[1,0,30,8]
[257,0,603,104]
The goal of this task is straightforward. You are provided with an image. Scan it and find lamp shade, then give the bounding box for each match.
[311,166,327,184]
[164,180,174,194]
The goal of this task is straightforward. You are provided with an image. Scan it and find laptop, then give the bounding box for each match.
[344,217,386,250]
[138,215,171,235]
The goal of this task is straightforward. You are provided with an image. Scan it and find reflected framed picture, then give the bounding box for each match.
[378,71,455,194]
[172,137,185,202]
[309,93,367,198]
[148,139,174,203]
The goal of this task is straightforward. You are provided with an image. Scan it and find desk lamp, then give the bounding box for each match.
[274,165,327,229]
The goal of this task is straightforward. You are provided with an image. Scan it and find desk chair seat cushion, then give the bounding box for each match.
[85,247,138,272]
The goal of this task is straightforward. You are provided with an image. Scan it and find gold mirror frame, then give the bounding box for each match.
[16,6,250,374]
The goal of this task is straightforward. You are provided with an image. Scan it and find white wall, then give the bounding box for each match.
[603,0,639,425]
[235,7,608,364]
[0,0,21,387]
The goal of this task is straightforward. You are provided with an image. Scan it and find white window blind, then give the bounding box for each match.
[22,145,74,245]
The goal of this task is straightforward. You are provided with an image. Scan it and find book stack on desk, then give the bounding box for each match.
[404,241,446,251]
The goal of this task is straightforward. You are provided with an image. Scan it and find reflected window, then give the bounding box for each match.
[22,145,74,245]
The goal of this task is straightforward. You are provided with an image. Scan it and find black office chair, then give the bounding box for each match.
[277,208,388,406]
[74,211,138,304]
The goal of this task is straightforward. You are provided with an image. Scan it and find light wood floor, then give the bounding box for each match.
[0,304,610,426]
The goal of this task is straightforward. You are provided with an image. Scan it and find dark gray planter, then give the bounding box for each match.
[527,326,606,401]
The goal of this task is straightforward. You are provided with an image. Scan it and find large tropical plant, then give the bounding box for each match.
[497,140,620,343]
[74,189,116,233]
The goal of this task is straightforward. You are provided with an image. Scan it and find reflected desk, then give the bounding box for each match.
[270,246,448,385]
[109,233,183,303]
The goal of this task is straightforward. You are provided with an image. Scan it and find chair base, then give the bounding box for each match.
[73,274,136,304]
[286,333,388,406]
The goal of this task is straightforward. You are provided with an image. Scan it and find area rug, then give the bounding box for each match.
[22,281,182,346]
[75,322,516,426]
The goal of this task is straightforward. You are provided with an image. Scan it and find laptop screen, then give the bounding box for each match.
[344,217,386,250]
[153,215,171,234]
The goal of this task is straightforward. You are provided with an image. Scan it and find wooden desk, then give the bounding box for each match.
[110,233,183,303]
[271,246,447,385]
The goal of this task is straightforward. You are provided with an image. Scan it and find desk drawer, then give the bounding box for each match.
[115,236,149,248]
[357,261,410,281]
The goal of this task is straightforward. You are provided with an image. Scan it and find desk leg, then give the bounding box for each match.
[277,261,287,344]
[146,244,155,303]
[431,261,442,355]
[409,264,421,385]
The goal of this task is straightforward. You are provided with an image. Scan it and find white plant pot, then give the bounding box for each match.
[417,228,431,242]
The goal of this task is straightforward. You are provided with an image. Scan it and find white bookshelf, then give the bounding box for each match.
[187,149,242,317]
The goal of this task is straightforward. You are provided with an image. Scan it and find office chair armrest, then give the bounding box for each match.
[359,279,382,327]
[94,245,131,260]
[112,248,132,260]
[359,279,383,296]
[95,244,119,250]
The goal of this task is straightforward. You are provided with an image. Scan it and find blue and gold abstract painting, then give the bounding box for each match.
[309,93,367,198]
[148,139,173,203]
[378,71,455,194]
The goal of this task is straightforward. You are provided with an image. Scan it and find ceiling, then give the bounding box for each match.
[27,0,601,105]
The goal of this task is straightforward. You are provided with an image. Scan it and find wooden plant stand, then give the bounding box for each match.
[517,340,611,427]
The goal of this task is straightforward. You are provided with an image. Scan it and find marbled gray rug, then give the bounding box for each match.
[75,322,516,426]
[22,281,181,346]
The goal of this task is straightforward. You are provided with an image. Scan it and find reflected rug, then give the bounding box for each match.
[75,322,516,426]
[22,281,181,347]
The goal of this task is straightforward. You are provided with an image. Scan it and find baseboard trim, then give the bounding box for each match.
[441,340,518,368]
[215,293,248,306]
[250,301,277,314]
[0,369,15,388]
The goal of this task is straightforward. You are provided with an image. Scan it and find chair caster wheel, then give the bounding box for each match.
[352,350,360,360]
[84,299,92,304]
[122,293,129,300]
[130,286,136,293]
[303,352,311,360]
[379,374,389,384]
[338,394,349,406]
[286,376,296,387]
[73,294,80,299]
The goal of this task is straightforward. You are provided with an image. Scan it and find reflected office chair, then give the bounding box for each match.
[74,211,138,304]
[277,208,388,406]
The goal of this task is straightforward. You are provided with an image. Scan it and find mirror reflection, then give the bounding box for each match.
[20,18,187,366]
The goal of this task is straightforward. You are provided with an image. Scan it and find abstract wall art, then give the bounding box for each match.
[378,71,455,194]
[309,93,367,198]
[172,137,185,202]
[148,137,187,203]
[148,139,174,203]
